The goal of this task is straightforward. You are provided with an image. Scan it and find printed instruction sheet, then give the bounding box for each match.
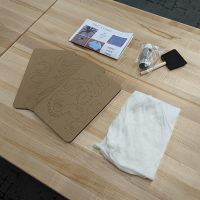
[69,19,133,59]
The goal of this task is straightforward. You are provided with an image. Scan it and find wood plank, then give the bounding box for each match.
[0,137,101,200]
[0,0,57,55]
[1,0,200,199]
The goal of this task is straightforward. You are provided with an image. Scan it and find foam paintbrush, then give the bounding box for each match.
[140,49,187,75]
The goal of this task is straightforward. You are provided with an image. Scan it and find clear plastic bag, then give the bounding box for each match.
[135,42,166,73]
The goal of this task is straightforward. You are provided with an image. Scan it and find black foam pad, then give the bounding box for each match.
[161,49,187,70]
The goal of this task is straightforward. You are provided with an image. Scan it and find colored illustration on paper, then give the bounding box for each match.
[107,35,127,47]
[85,39,105,53]
[71,25,98,47]
[78,25,98,38]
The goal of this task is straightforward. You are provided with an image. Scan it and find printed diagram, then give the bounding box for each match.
[71,25,98,47]
[107,35,127,47]
[85,39,105,53]
[89,41,101,50]
[78,25,98,38]
[71,34,90,47]
[69,19,133,59]
[47,74,109,136]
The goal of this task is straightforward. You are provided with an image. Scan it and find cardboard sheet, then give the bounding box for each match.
[34,64,121,142]
[13,49,75,109]
[26,54,104,111]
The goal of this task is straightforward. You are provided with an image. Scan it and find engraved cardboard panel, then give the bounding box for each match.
[13,49,75,109]
[34,64,121,142]
[26,54,105,111]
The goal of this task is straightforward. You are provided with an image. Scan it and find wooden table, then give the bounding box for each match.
[1,0,200,199]
[0,0,57,55]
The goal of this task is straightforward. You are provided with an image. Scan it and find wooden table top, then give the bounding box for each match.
[0,0,57,56]
[1,0,200,199]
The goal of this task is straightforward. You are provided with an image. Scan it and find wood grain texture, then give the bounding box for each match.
[0,0,200,199]
[22,0,200,105]
[0,0,57,55]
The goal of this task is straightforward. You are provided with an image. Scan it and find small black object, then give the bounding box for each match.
[161,49,187,70]
[139,43,152,70]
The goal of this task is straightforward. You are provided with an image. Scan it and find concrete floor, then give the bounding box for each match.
[1,0,199,199]
[0,158,65,200]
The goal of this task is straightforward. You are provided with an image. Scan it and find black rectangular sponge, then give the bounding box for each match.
[161,49,187,70]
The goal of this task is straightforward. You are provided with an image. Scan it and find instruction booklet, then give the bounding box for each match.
[69,19,133,59]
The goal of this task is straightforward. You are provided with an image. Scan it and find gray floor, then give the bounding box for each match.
[0,158,66,200]
[1,0,199,200]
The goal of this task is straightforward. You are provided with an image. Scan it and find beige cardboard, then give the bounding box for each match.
[34,64,121,142]
[26,54,104,111]
[13,49,75,109]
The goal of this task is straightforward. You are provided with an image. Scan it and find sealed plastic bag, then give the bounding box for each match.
[135,42,165,73]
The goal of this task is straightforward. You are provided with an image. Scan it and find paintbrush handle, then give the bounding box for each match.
[140,62,166,75]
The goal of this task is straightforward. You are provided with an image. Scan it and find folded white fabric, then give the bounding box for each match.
[94,91,180,180]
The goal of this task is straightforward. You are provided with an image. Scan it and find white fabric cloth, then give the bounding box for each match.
[94,91,180,180]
